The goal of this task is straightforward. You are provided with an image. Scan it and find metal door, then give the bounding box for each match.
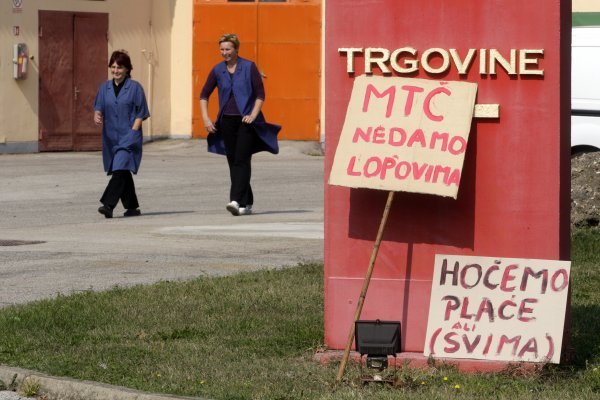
[39,11,108,152]
[192,0,321,141]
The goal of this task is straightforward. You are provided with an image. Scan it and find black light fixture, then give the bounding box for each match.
[355,320,401,383]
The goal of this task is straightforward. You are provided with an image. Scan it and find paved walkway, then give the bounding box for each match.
[0,139,324,307]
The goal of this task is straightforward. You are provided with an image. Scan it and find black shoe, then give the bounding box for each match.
[124,209,141,217]
[98,205,113,219]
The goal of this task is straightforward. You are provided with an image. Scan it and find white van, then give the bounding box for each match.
[572,27,600,153]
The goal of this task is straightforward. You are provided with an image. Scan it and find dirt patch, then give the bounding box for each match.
[571,151,600,228]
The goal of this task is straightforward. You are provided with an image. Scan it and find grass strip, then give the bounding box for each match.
[0,230,599,399]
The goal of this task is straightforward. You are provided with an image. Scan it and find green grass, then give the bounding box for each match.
[0,230,600,399]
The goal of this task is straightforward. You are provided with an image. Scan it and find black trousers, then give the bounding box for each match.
[100,170,139,210]
[220,115,256,207]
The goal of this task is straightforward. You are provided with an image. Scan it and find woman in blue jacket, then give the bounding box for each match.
[94,50,150,219]
[200,33,280,216]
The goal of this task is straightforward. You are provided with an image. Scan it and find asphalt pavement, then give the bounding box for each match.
[0,139,324,307]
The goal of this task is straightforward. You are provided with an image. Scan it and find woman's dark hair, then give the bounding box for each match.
[108,50,133,77]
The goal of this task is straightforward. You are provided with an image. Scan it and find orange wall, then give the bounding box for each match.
[192,0,321,141]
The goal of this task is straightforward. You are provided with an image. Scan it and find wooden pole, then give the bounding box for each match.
[335,190,395,383]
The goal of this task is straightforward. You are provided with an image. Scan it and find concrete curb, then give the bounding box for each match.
[0,366,208,400]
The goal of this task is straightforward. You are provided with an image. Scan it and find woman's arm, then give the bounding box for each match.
[243,63,265,124]
[200,99,216,133]
[200,69,218,133]
[94,111,103,125]
[132,118,143,131]
[93,85,105,125]
[242,99,263,124]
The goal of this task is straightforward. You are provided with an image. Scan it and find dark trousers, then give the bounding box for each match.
[220,115,255,207]
[100,170,139,210]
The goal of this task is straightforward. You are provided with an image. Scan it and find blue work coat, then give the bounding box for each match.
[205,57,281,155]
[94,78,150,174]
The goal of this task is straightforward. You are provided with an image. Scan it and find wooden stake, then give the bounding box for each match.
[335,190,395,383]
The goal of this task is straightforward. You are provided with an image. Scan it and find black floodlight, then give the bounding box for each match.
[355,320,401,371]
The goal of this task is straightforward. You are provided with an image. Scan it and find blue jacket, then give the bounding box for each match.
[94,78,150,174]
[206,57,280,155]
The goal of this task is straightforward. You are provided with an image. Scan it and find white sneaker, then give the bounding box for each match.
[226,201,240,216]
[239,205,253,215]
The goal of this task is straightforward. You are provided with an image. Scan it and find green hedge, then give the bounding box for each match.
[573,12,600,27]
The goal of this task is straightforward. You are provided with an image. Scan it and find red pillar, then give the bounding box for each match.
[324,0,571,368]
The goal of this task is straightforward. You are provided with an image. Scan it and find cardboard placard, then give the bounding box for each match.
[329,75,477,198]
[424,255,571,363]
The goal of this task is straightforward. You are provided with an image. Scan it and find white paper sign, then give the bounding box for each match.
[424,254,571,363]
[329,75,477,198]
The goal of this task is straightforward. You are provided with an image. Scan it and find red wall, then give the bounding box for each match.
[324,0,571,353]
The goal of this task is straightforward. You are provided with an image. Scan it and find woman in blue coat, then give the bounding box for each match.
[94,50,150,218]
[200,33,280,216]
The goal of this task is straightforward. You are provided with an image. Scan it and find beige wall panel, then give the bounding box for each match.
[146,0,172,138]
[573,0,600,12]
[169,0,193,138]
[1,1,40,147]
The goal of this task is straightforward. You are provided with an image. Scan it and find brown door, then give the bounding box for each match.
[39,11,108,152]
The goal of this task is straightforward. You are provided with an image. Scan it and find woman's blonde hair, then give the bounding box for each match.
[218,33,240,50]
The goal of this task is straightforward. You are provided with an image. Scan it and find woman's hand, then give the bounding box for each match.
[242,114,257,124]
[94,111,103,125]
[244,99,263,124]
[204,119,216,134]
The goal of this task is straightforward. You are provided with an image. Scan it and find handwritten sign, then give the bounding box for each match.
[424,255,571,363]
[329,75,477,198]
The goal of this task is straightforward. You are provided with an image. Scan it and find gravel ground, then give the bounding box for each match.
[0,392,35,400]
[571,151,600,228]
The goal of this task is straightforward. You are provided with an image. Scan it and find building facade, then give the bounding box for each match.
[0,0,596,154]
[1,0,194,153]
